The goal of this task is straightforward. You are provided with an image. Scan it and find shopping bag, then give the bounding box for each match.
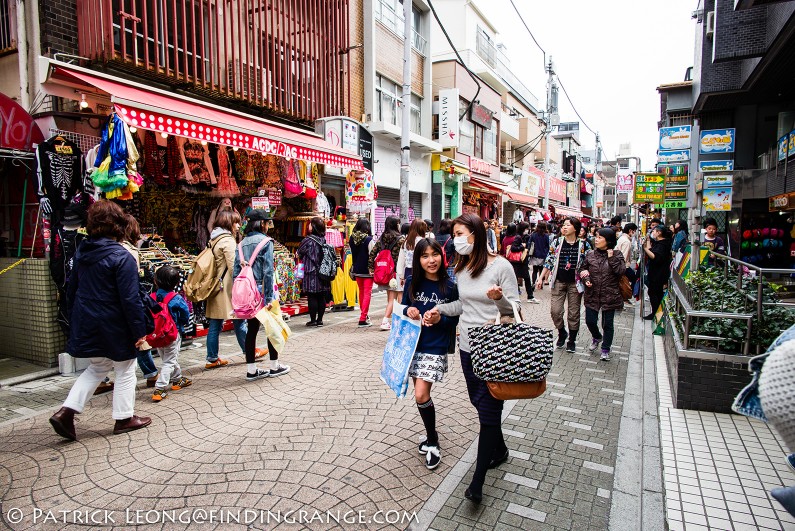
[468,302,554,382]
[380,303,422,398]
[255,302,292,354]
[652,290,668,336]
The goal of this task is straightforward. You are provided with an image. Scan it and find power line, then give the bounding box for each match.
[556,76,596,136]
[507,0,546,69]
[427,0,481,121]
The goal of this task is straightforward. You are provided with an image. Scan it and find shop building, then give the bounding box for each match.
[659,1,795,267]
[359,0,439,232]
[1,0,365,368]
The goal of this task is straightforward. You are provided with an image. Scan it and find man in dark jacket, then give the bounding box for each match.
[49,201,151,441]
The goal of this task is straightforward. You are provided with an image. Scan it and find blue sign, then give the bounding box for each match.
[659,126,692,151]
[658,149,690,163]
[699,128,736,154]
[698,160,734,172]
[380,303,421,398]
[779,136,788,162]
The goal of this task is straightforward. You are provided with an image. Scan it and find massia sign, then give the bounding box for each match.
[438,89,460,148]
[0,93,44,151]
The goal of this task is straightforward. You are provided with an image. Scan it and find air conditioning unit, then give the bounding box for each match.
[706,11,715,38]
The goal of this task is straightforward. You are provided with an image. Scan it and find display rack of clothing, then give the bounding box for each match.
[273,241,300,304]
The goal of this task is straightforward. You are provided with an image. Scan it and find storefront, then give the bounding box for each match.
[29,61,364,357]
[430,155,467,229]
[502,188,538,224]
[463,176,503,222]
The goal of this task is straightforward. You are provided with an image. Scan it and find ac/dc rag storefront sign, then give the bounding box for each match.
[116,104,363,170]
[0,93,44,151]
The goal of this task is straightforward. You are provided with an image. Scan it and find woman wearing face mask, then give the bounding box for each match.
[424,213,520,504]
[643,226,673,320]
[578,228,625,361]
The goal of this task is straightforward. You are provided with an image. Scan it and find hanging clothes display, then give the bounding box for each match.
[180,138,216,186]
[36,135,84,218]
[91,114,141,199]
[207,144,239,196]
[273,241,300,304]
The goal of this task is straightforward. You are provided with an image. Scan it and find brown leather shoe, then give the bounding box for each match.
[113,415,152,435]
[94,381,114,395]
[49,407,77,441]
[146,374,159,388]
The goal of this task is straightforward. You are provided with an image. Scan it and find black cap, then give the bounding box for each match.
[247,209,273,222]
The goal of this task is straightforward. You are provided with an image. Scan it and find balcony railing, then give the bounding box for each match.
[0,0,16,54]
[375,0,427,56]
[77,0,350,123]
[475,31,539,111]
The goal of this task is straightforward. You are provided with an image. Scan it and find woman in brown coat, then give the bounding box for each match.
[205,210,248,368]
[578,228,625,362]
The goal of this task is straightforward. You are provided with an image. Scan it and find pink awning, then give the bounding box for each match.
[50,65,363,169]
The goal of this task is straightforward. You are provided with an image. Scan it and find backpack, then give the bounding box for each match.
[231,237,272,319]
[145,292,179,348]
[315,236,339,282]
[184,235,232,302]
[373,239,398,286]
[506,237,525,263]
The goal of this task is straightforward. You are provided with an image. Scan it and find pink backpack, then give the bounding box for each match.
[231,237,272,319]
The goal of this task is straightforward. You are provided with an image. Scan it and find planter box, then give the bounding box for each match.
[663,318,750,413]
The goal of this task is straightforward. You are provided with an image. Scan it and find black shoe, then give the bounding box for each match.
[315,321,324,327]
[566,341,577,353]
[643,314,654,321]
[488,448,509,469]
[464,486,483,504]
[246,368,270,381]
[269,364,291,377]
[305,321,317,327]
[556,330,568,349]
[425,445,441,470]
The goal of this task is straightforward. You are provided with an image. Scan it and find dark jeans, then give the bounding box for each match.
[307,292,327,323]
[136,349,157,378]
[585,307,616,350]
[244,318,278,364]
[624,268,637,296]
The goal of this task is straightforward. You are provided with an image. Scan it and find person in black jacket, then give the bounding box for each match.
[436,218,457,282]
[49,201,151,441]
[643,226,673,320]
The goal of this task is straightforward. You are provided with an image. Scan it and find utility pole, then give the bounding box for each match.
[595,132,601,217]
[543,56,556,209]
[399,0,412,225]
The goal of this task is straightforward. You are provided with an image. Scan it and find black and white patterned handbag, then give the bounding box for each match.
[469,303,554,383]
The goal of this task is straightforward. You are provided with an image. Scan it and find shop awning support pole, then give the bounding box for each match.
[399,0,412,225]
[543,57,556,211]
[17,177,27,258]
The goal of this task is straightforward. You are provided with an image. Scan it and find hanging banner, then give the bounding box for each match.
[659,126,691,151]
[699,128,736,154]
[780,135,790,162]
[616,173,635,193]
[658,149,690,163]
[438,88,460,148]
[703,188,732,211]
[698,160,734,172]
[633,173,665,204]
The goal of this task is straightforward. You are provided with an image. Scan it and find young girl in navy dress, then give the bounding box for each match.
[401,239,459,470]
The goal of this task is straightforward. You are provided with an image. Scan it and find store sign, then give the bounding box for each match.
[251,196,270,210]
[704,174,733,188]
[358,127,374,171]
[789,131,795,158]
[658,149,690,163]
[659,126,691,151]
[469,103,493,129]
[769,192,795,212]
[664,201,687,209]
[665,187,689,201]
[342,121,358,152]
[660,164,689,187]
[0,93,44,151]
[703,187,732,211]
[519,169,540,197]
[616,173,634,193]
[633,173,665,204]
[562,152,577,181]
[699,128,736,154]
[438,89,460,148]
[698,160,734,172]
[118,104,363,169]
[469,157,492,176]
[538,175,567,203]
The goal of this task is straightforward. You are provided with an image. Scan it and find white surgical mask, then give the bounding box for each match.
[454,235,474,255]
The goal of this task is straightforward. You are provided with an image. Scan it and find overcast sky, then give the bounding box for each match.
[478,0,697,172]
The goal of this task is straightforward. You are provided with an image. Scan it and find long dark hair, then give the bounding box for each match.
[383,216,400,239]
[409,238,449,301]
[675,219,688,234]
[353,218,372,236]
[405,219,427,250]
[453,213,490,278]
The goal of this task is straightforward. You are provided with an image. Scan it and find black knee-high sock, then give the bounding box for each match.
[417,399,437,446]
[470,424,501,492]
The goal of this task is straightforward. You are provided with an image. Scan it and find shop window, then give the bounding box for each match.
[618,200,627,208]
[483,120,498,165]
[0,0,16,54]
